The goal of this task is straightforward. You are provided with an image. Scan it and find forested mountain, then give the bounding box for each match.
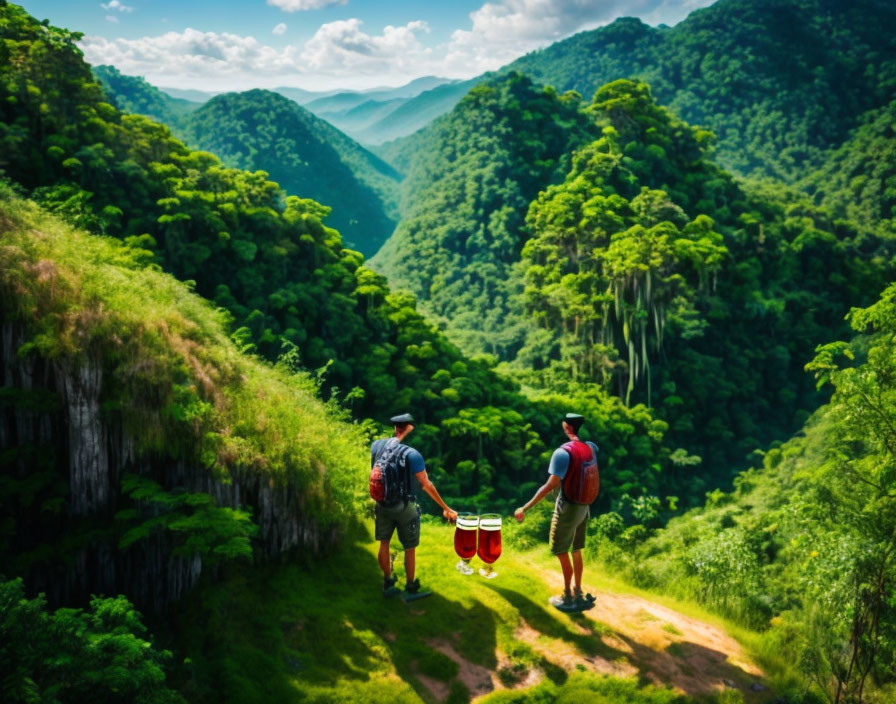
[500,0,896,182]
[802,97,896,231]
[179,89,401,255]
[93,64,200,127]
[0,2,673,529]
[374,71,895,497]
[316,79,476,145]
[95,71,402,256]
[372,74,599,356]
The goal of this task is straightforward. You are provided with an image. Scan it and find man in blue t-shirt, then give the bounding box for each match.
[514,413,599,611]
[371,413,457,597]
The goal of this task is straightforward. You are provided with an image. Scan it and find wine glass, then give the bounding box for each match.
[477,513,502,579]
[454,512,478,575]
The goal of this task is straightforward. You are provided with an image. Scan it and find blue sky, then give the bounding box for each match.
[18,0,716,91]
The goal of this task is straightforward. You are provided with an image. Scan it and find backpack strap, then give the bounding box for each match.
[372,437,398,467]
[396,444,413,503]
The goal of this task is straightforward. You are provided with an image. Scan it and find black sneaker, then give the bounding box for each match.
[405,578,421,594]
[573,590,596,611]
[383,575,399,597]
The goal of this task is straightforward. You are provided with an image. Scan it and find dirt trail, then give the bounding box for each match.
[530,573,768,701]
[414,572,769,703]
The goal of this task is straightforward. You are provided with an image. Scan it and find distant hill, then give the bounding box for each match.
[156,85,219,103]
[95,70,402,256]
[801,97,896,230]
[499,0,896,181]
[303,76,452,115]
[306,78,474,145]
[94,65,201,125]
[180,89,401,255]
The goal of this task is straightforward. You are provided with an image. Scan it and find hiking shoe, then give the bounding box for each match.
[573,591,596,611]
[383,575,399,598]
[549,592,577,612]
[405,578,421,594]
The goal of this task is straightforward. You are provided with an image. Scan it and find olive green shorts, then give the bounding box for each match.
[374,501,421,550]
[549,494,590,555]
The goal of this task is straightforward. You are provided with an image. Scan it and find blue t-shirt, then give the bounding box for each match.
[548,441,599,480]
[370,438,425,475]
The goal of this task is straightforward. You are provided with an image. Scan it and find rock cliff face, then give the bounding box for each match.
[0,320,337,613]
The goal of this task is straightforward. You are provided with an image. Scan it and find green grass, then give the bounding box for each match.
[167,521,777,704]
[0,187,369,529]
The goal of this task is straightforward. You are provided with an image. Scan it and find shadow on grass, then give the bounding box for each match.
[482,582,621,662]
[169,540,501,704]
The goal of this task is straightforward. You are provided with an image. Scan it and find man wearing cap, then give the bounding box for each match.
[514,413,599,612]
[371,413,457,597]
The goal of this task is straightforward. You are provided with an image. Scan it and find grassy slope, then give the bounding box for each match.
[170,520,777,704]
[0,186,368,532]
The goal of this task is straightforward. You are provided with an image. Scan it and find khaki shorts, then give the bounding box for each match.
[374,501,421,550]
[549,493,590,555]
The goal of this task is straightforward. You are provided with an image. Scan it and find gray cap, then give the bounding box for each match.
[390,413,415,425]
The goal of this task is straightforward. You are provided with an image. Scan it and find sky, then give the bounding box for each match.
[18,0,717,92]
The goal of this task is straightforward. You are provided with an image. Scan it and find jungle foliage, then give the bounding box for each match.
[93,67,401,257]
[590,283,896,704]
[501,0,896,183]
[0,3,671,522]
[376,74,896,500]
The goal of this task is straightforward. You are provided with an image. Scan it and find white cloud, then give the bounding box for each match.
[300,19,430,75]
[78,0,714,90]
[442,0,678,76]
[267,0,347,12]
[105,14,119,23]
[101,0,134,12]
[80,28,302,89]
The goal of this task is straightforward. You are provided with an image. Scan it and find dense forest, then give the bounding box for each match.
[2,0,896,701]
[94,66,401,256]
[374,72,894,497]
[497,0,896,183]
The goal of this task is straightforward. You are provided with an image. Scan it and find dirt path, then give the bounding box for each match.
[532,574,768,701]
[407,557,769,704]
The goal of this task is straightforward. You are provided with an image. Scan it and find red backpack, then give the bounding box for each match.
[562,440,600,505]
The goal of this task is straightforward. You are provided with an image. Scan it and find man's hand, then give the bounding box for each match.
[514,507,525,523]
[443,508,458,523]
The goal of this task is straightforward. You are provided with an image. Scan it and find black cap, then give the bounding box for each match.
[390,413,415,425]
[564,413,585,431]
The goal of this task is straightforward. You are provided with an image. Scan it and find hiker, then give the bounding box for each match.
[514,413,600,612]
[370,413,457,598]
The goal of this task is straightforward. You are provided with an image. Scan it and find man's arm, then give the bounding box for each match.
[415,470,458,522]
[514,474,561,522]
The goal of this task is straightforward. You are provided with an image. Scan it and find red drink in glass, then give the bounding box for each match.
[454,513,479,575]
[454,523,477,560]
[477,527,502,563]
[477,514,502,577]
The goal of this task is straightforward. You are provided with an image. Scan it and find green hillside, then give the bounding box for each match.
[371,73,599,358]
[801,97,896,230]
[179,89,401,255]
[373,73,895,496]
[93,64,201,127]
[593,281,896,704]
[499,0,896,182]
[94,70,402,256]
